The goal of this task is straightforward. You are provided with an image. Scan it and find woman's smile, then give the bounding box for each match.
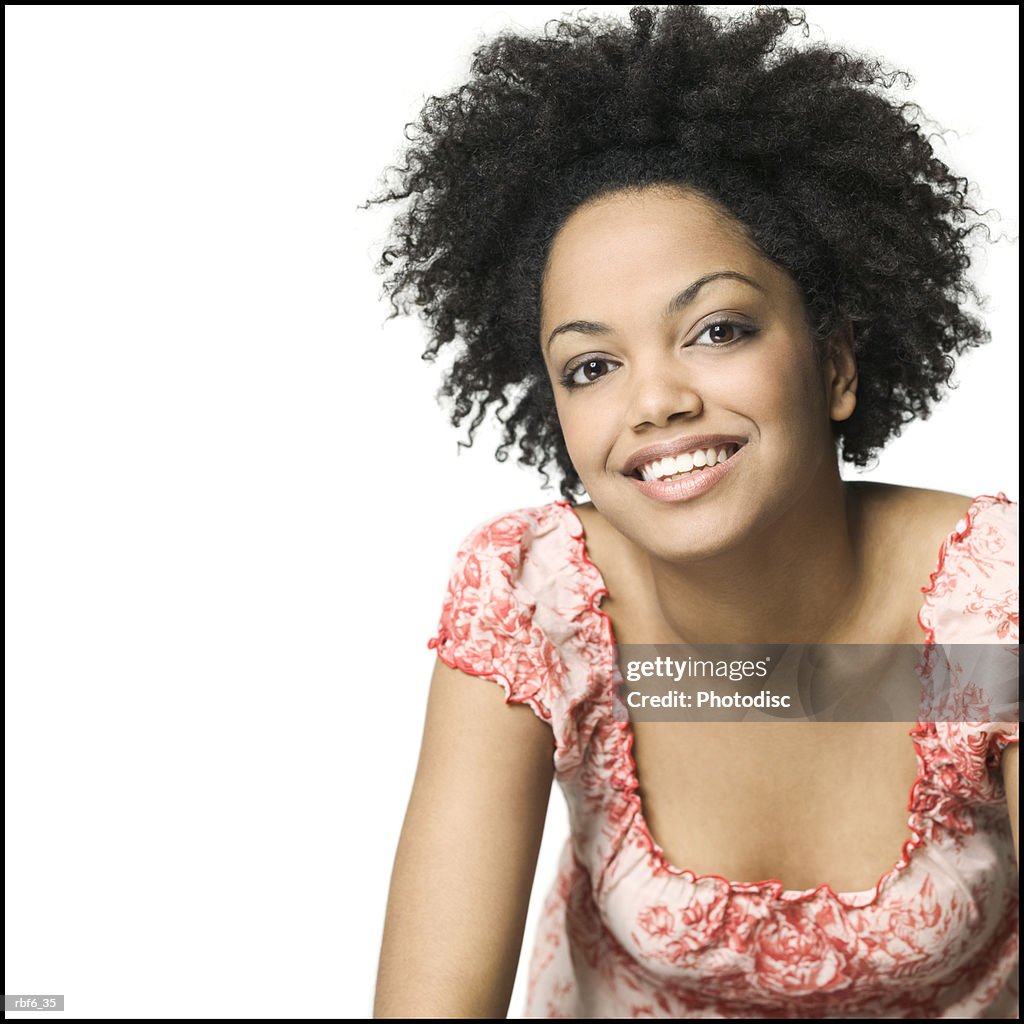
[626,440,749,503]
[622,434,748,480]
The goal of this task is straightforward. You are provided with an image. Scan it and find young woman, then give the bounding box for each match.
[369,6,1018,1018]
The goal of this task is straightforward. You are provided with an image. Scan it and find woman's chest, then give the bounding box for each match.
[626,719,922,893]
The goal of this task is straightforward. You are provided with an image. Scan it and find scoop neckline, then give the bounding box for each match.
[551,492,1010,909]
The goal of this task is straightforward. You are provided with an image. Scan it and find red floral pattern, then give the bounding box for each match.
[427,493,1019,1017]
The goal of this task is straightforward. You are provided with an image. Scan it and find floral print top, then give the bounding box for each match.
[426,492,1019,1018]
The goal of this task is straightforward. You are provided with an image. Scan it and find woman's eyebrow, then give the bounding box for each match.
[663,270,765,317]
[545,270,765,352]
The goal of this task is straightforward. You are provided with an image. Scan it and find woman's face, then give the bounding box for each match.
[539,185,856,561]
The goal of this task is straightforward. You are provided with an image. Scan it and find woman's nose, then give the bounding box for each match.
[626,355,703,429]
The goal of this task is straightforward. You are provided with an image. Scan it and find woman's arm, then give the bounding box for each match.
[1003,743,1019,866]
[374,657,556,1018]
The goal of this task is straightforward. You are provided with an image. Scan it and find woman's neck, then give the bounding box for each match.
[646,476,867,645]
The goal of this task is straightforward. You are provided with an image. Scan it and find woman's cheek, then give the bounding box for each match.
[558,398,608,465]
[708,338,816,422]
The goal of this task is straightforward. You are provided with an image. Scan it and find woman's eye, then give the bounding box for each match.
[564,358,617,387]
[694,320,753,347]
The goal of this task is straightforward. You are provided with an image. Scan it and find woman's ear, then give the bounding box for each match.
[825,320,857,423]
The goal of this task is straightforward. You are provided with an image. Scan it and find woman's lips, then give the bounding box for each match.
[622,434,749,477]
[627,443,746,503]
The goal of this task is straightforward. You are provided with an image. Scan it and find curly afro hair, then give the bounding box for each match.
[366,5,995,501]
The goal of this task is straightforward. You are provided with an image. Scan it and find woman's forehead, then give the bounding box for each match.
[540,188,785,320]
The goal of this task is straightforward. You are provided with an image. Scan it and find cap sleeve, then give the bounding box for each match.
[425,502,613,776]
[918,492,1018,646]
[426,508,561,728]
[921,493,1019,799]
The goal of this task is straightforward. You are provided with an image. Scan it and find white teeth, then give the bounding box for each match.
[637,443,742,482]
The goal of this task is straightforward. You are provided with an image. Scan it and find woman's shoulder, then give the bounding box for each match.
[852,482,1016,561]
[876,483,1019,644]
[851,480,1014,523]
[437,500,604,625]
[843,482,1015,644]
[444,500,580,574]
[428,500,611,754]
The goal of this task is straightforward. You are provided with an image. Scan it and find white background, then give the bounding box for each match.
[5,5,1018,1019]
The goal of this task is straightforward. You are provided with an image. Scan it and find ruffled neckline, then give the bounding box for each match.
[550,492,1013,910]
